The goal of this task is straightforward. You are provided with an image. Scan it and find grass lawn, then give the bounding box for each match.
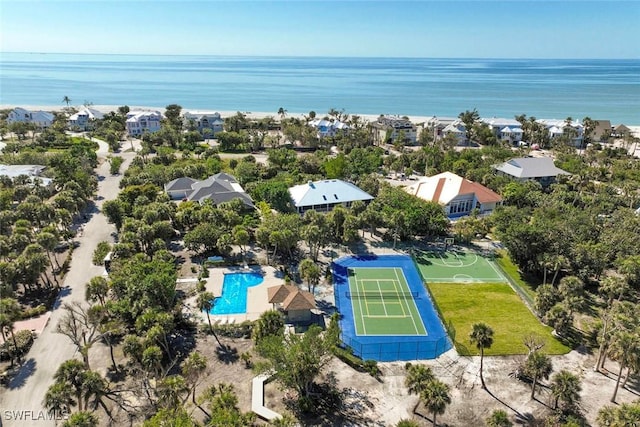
[494,250,538,301]
[427,282,570,356]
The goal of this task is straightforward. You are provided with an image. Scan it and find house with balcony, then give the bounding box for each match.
[308,118,350,138]
[442,121,467,145]
[536,119,584,147]
[67,107,104,131]
[288,179,374,214]
[404,171,502,218]
[183,111,225,137]
[494,157,570,187]
[372,115,417,144]
[7,107,54,129]
[480,118,524,144]
[125,110,162,137]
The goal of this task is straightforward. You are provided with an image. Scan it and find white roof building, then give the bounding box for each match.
[288,179,373,214]
[7,107,54,128]
[308,119,350,138]
[67,107,104,130]
[183,111,225,135]
[126,110,162,136]
[0,164,53,186]
[494,157,570,187]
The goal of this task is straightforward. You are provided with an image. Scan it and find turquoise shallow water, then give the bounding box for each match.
[210,272,264,315]
[1,53,638,123]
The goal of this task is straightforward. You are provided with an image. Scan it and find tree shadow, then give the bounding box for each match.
[292,373,384,427]
[53,286,72,310]
[514,412,535,425]
[484,386,524,417]
[7,358,37,390]
[215,344,239,364]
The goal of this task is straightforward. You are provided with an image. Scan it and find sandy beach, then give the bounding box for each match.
[0,104,448,126]
[2,104,639,139]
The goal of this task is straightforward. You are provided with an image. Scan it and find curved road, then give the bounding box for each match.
[0,140,136,426]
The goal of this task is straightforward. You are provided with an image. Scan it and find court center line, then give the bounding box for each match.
[376,280,389,316]
[391,271,408,317]
[394,267,420,335]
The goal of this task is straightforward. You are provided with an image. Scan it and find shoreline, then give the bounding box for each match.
[2,104,639,130]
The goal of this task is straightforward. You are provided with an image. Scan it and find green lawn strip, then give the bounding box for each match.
[494,249,538,301]
[427,282,570,356]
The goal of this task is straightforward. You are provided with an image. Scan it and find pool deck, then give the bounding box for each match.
[191,265,283,323]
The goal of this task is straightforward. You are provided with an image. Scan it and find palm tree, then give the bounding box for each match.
[277,107,287,121]
[44,381,75,417]
[62,96,71,107]
[0,298,22,364]
[405,363,435,414]
[53,359,88,411]
[62,411,99,427]
[550,370,581,411]
[196,292,222,346]
[486,409,512,427]
[420,379,451,427]
[469,322,494,389]
[252,309,285,344]
[299,258,321,293]
[525,351,553,399]
[458,108,479,146]
[608,330,638,402]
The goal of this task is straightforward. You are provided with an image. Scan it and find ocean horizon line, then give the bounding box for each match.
[2,51,638,61]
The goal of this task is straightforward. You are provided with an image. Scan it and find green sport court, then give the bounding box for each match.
[413,248,507,283]
[348,267,427,336]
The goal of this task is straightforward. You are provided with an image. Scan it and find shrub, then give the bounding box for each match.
[0,330,35,360]
[20,304,47,319]
[92,241,112,266]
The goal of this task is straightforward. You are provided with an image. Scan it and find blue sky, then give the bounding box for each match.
[1,1,638,58]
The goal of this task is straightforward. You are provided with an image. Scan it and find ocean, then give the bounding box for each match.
[1,53,638,123]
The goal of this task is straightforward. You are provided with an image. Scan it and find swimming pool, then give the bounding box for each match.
[209,272,264,315]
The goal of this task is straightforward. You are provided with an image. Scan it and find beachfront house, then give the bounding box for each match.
[480,117,524,145]
[404,171,502,218]
[7,107,54,129]
[442,121,467,145]
[536,119,584,147]
[591,120,612,142]
[67,107,104,131]
[164,172,254,209]
[125,110,162,137]
[424,116,458,140]
[0,164,53,187]
[372,115,417,145]
[494,156,571,187]
[267,285,316,323]
[308,118,350,139]
[288,179,374,214]
[183,111,225,137]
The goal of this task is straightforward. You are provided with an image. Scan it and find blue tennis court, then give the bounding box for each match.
[333,255,451,361]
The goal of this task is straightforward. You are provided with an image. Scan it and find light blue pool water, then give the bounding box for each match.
[209,272,264,315]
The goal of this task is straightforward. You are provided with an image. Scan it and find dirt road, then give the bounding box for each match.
[0,142,135,427]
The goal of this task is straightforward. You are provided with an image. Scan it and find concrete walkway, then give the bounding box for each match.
[251,373,281,421]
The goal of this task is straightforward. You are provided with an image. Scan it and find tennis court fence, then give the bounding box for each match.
[341,334,451,362]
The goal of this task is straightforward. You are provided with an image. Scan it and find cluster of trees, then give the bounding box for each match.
[0,144,97,316]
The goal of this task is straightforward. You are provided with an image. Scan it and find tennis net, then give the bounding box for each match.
[345,291,419,299]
